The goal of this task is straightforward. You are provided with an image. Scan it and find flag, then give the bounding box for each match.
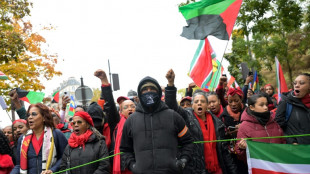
[68,96,76,116]
[206,58,224,91]
[252,71,259,93]
[227,75,236,88]
[52,90,59,103]
[16,88,45,104]
[0,96,8,110]
[179,0,243,40]
[189,39,214,89]
[234,81,240,90]
[0,71,8,80]
[246,141,310,174]
[275,57,288,103]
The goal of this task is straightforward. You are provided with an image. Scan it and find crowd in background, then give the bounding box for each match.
[0,69,309,174]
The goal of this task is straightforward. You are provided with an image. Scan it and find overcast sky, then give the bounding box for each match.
[1,0,235,128]
[28,0,231,97]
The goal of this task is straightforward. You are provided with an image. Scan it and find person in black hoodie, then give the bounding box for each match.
[165,69,237,174]
[120,76,194,174]
[276,73,310,144]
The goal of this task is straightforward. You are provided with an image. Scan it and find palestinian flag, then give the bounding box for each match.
[189,38,214,89]
[16,88,45,104]
[179,0,243,40]
[0,71,8,80]
[275,57,288,103]
[52,91,59,103]
[247,141,310,174]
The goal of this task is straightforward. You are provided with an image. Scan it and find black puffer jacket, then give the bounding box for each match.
[165,86,237,174]
[59,133,110,174]
[120,76,193,174]
[275,91,310,144]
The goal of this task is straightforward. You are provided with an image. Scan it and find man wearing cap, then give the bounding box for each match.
[120,76,193,174]
[180,96,192,109]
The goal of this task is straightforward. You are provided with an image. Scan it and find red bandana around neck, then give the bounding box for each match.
[301,94,310,108]
[32,131,44,155]
[68,129,93,149]
[226,104,243,122]
[194,113,221,173]
[113,114,131,174]
[215,105,224,118]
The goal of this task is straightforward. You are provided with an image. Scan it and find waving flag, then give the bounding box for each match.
[68,96,76,116]
[179,0,242,40]
[252,71,259,93]
[52,90,59,103]
[247,141,310,174]
[0,71,8,80]
[189,39,214,89]
[275,57,288,103]
[16,88,45,104]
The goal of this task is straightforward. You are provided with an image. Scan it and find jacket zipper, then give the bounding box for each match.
[264,126,271,143]
[37,157,39,174]
[150,114,155,170]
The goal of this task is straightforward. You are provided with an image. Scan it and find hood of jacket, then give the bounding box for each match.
[282,91,305,107]
[137,76,163,112]
[87,102,104,121]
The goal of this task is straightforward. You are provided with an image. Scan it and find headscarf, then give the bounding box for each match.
[227,88,243,99]
[13,119,27,125]
[73,111,94,127]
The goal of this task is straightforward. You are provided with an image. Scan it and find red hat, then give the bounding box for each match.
[227,88,243,99]
[180,96,192,104]
[74,111,94,127]
[117,96,130,104]
[13,119,27,125]
[264,84,273,89]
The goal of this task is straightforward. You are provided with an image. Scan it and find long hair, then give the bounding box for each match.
[27,103,55,128]
[0,130,13,156]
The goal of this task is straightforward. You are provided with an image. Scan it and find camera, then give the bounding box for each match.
[248,72,253,76]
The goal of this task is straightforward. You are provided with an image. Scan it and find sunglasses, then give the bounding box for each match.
[71,120,83,126]
[27,112,39,117]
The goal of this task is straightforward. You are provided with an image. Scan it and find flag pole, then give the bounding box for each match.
[6,110,12,122]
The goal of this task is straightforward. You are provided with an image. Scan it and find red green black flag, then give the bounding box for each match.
[52,90,59,103]
[179,0,242,40]
[16,88,45,104]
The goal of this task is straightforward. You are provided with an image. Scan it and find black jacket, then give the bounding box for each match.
[165,86,237,174]
[120,76,193,174]
[275,91,310,144]
[59,134,110,174]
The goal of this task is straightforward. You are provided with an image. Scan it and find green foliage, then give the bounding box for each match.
[226,0,310,88]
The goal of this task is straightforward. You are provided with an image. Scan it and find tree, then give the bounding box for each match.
[0,0,61,102]
[226,0,310,88]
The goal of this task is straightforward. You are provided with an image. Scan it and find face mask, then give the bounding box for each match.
[140,92,160,107]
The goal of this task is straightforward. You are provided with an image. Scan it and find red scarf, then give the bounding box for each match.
[32,131,44,155]
[113,114,131,174]
[301,94,310,108]
[215,105,224,118]
[68,129,93,149]
[194,113,221,173]
[56,123,71,133]
[103,123,111,149]
[226,104,243,122]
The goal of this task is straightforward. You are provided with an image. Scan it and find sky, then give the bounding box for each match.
[28,0,231,97]
[1,0,233,128]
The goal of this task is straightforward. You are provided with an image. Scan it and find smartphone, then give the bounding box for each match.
[248,72,253,76]
[228,126,236,131]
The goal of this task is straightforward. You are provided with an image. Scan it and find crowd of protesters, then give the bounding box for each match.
[0,68,309,174]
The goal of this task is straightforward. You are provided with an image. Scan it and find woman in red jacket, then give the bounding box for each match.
[236,93,285,163]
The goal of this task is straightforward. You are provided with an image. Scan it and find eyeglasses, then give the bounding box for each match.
[27,112,39,117]
[71,120,83,126]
